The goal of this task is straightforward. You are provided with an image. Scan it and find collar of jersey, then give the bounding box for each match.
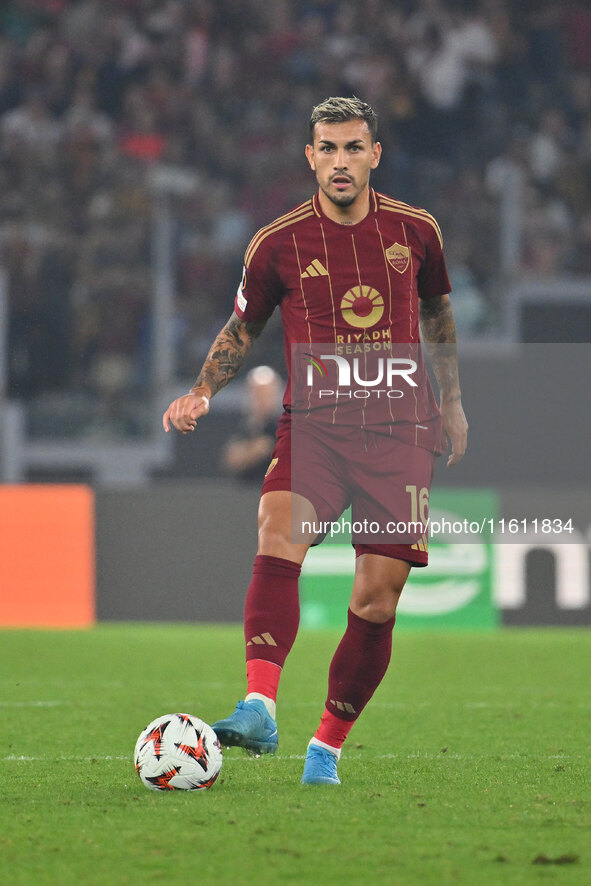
[313,187,378,228]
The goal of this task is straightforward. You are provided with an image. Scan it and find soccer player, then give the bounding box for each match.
[163,97,468,785]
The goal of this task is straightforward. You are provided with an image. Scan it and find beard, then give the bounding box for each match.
[322,184,358,207]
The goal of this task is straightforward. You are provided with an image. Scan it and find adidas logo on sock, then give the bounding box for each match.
[247,632,278,647]
[301,259,328,278]
[330,698,356,714]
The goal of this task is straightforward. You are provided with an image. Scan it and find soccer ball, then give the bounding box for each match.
[134,713,223,791]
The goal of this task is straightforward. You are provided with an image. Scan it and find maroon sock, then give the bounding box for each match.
[324,608,395,726]
[244,555,301,695]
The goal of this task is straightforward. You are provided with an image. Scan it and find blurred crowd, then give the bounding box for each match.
[0,0,590,430]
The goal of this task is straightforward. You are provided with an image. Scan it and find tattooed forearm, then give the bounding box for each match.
[419,294,462,401]
[190,312,266,398]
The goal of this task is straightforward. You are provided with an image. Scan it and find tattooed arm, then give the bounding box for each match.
[163,312,266,434]
[419,294,468,466]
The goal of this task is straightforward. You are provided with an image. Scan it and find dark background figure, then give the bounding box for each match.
[221,365,282,483]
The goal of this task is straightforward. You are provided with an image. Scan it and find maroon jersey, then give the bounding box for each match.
[234,188,450,451]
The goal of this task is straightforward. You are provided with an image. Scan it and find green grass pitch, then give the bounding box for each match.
[1,625,589,886]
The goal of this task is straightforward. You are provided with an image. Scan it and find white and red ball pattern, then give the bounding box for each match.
[134,713,222,791]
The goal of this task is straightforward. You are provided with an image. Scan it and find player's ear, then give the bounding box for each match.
[371,141,382,170]
[305,143,316,171]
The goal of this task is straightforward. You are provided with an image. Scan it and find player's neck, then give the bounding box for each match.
[317,187,371,225]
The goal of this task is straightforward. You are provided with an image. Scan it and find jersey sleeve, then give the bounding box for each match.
[416,217,451,300]
[234,233,283,323]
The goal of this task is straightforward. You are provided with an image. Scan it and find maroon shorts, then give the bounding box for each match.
[262,412,435,566]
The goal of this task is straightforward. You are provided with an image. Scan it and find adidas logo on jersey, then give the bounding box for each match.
[301,259,328,278]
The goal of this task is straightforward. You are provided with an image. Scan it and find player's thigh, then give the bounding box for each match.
[257,490,316,564]
[350,438,435,551]
[258,414,350,558]
[350,552,411,622]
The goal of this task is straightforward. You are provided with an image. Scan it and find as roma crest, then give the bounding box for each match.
[385,242,410,274]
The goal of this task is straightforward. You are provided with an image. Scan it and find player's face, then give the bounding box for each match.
[305,119,381,209]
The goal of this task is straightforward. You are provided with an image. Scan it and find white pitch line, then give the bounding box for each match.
[0,701,69,708]
[3,755,132,762]
[1,698,587,710]
[2,752,583,764]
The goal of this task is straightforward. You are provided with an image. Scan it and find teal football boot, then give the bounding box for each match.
[301,744,341,784]
[212,699,278,755]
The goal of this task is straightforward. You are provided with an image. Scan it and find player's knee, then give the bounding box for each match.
[258,517,310,562]
[352,583,402,623]
[258,521,292,557]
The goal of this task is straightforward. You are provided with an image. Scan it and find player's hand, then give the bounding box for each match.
[163,392,210,434]
[440,397,468,467]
